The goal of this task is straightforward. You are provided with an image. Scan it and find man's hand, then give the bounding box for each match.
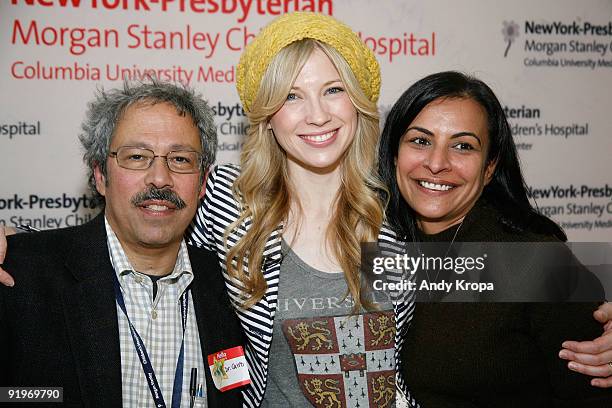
[0,226,15,287]
[559,302,612,387]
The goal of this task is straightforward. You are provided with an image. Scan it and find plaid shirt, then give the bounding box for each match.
[105,219,207,407]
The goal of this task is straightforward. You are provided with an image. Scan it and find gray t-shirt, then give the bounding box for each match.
[262,242,395,407]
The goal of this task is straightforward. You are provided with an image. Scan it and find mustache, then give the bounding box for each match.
[130,187,187,210]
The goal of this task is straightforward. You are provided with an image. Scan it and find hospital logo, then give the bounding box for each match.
[502,21,520,57]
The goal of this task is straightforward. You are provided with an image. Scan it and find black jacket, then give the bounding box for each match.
[402,198,612,407]
[0,213,245,407]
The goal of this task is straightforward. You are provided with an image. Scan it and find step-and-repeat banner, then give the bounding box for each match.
[1,0,611,241]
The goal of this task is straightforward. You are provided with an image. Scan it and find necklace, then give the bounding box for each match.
[421,219,464,299]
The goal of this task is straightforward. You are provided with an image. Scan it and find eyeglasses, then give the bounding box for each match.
[109,147,203,174]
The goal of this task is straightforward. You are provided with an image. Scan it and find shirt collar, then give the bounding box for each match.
[104,216,193,290]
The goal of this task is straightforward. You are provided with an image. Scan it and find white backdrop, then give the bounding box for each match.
[1,0,611,241]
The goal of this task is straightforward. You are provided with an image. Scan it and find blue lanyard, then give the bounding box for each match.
[112,273,189,408]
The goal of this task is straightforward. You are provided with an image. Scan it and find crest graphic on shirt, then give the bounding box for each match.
[282,311,396,408]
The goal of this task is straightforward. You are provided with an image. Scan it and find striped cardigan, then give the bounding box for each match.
[187,164,418,407]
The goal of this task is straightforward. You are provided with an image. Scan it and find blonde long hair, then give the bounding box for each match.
[226,39,386,310]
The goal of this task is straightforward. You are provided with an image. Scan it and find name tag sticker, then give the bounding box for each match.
[207,346,251,392]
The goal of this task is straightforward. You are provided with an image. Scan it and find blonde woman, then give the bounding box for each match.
[188,13,411,407]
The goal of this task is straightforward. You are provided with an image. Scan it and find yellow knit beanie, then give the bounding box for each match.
[236,12,380,112]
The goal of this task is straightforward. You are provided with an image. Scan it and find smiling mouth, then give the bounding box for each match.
[143,204,172,211]
[138,200,178,213]
[132,187,186,213]
[300,130,337,143]
[418,180,455,192]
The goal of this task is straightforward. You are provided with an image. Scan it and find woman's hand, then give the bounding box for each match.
[0,225,15,287]
[560,302,612,387]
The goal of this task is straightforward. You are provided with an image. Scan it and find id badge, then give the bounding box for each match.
[208,346,251,392]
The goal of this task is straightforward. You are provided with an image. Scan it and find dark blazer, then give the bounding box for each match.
[402,198,612,407]
[0,213,245,407]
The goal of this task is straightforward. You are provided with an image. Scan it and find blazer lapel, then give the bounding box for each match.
[189,247,245,407]
[61,214,122,407]
[189,252,221,406]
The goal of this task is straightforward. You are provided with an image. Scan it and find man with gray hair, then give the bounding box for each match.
[0,81,245,407]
